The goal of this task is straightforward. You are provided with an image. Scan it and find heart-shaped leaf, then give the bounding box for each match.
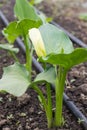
[17,19,42,35]
[39,23,74,55]
[34,67,56,84]
[0,63,30,96]
[14,0,42,23]
[40,48,87,70]
[3,19,42,43]
[3,21,21,43]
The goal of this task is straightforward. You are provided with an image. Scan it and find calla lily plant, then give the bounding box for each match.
[29,23,87,127]
[0,0,87,128]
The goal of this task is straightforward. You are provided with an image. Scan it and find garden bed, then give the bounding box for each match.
[0,0,87,130]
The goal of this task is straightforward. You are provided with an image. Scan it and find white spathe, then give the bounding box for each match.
[29,28,46,57]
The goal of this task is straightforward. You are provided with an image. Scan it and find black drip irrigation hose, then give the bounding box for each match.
[0,10,87,129]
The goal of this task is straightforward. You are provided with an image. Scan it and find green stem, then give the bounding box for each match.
[24,35,32,81]
[42,62,46,70]
[46,83,52,128]
[32,85,47,114]
[55,66,67,127]
[10,52,19,62]
[32,84,53,128]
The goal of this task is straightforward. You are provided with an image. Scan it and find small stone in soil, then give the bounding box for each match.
[79,84,87,94]
[17,124,23,130]
[38,111,43,114]
[25,122,31,130]
[34,127,40,130]
[0,119,7,126]
[17,93,31,106]
[29,107,34,113]
[31,122,39,127]
[29,118,33,122]
[71,83,87,94]
[2,127,10,130]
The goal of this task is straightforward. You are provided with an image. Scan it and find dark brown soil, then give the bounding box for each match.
[0,0,86,130]
[67,63,87,117]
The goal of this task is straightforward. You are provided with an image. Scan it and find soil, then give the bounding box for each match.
[0,0,87,130]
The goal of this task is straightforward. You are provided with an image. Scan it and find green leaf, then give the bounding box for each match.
[0,44,19,53]
[3,21,21,43]
[39,23,74,55]
[3,19,42,43]
[17,19,42,35]
[30,0,43,5]
[34,0,43,4]
[14,0,42,23]
[40,48,87,70]
[46,17,53,23]
[79,13,87,21]
[0,63,30,96]
[34,67,56,84]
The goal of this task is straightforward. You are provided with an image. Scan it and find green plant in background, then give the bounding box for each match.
[0,0,87,129]
[79,13,87,21]
[29,0,43,5]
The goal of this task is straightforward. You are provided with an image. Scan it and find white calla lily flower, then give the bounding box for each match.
[29,28,46,57]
